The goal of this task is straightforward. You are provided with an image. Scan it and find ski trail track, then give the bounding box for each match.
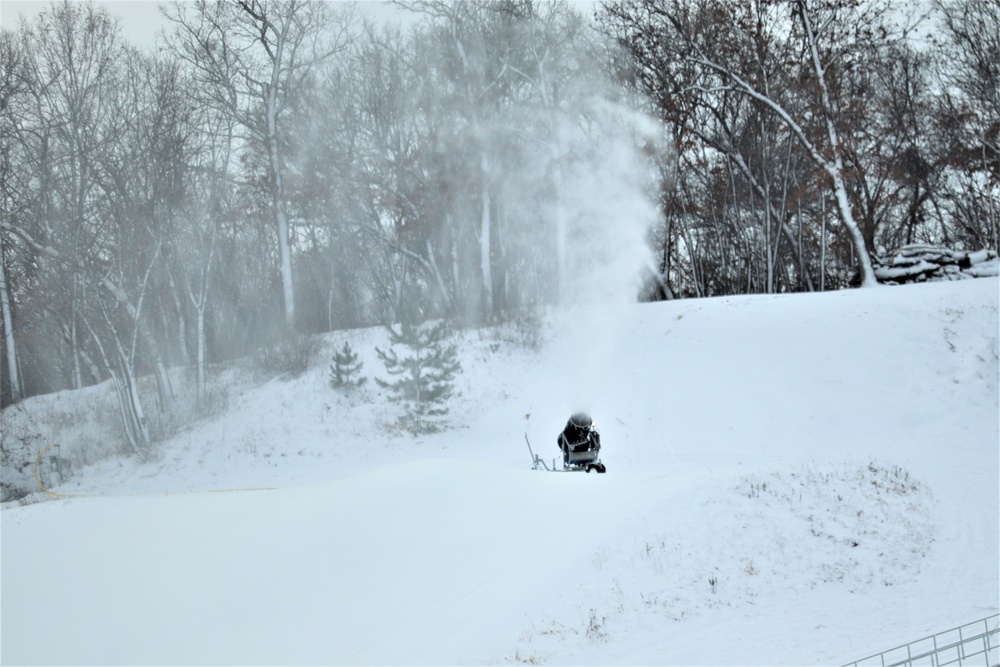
[337,462,650,664]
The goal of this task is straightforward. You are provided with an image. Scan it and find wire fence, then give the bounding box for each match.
[843,614,999,667]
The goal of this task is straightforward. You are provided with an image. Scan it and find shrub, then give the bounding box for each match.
[253,334,319,379]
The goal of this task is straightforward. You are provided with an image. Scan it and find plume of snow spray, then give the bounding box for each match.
[554,99,665,415]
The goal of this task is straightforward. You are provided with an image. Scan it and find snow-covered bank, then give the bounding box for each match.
[2,278,998,665]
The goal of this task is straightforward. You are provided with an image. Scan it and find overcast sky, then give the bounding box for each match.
[2,0,167,44]
[0,1,429,47]
[1,0,604,50]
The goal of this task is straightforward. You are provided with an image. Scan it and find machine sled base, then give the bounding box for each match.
[525,434,606,473]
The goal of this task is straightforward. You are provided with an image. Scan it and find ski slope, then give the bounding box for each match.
[2,278,998,665]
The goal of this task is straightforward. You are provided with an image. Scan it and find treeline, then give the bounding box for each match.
[0,0,663,431]
[1,0,997,428]
[600,0,998,296]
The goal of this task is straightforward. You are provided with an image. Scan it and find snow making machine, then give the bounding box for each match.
[526,412,606,473]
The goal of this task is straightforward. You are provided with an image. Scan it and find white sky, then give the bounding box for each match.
[1,0,168,45]
[0,1,422,47]
[1,0,603,49]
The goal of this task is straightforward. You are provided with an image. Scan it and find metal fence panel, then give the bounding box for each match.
[843,614,999,667]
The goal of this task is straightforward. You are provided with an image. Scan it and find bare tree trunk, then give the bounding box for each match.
[451,231,460,310]
[83,311,151,455]
[196,306,206,404]
[266,85,295,330]
[70,319,82,389]
[796,1,877,287]
[70,277,83,389]
[821,195,828,291]
[186,279,211,406]
[115,348,151,454]
[479,153,494,321]
[426,240,454,315]
[167,270,190,367]
[100,275,173,409]
[0,230,21,403]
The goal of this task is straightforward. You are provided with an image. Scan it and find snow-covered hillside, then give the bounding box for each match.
[2,279,998,665]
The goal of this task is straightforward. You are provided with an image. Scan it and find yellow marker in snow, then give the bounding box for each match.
[33,443,64,498]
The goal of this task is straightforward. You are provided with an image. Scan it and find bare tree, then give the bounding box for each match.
[503,1,602,305]
[0,32,27,404]
[1,3,197,446]
[933,0,999,250]
[181,104,232,405]
[601,0,928,288]
[164,0,355,330]
[401,1,528,322]
[20,1,125,388]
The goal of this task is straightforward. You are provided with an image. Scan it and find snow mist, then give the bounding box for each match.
[505,95,666,417]
[558,101,663,415]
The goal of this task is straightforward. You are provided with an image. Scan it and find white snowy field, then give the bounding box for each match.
[2,278,998,665]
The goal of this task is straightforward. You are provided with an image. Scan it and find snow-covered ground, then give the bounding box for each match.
[2,278,998,665]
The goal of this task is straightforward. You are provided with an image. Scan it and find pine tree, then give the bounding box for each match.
[329,341,366,391]
[375,320,461,435]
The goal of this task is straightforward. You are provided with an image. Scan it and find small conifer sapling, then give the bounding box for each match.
[329,341,366,391]
[375,320,461,435]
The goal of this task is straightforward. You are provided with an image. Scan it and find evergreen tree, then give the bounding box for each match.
[329,341,366,391]
[375,320,461,435]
